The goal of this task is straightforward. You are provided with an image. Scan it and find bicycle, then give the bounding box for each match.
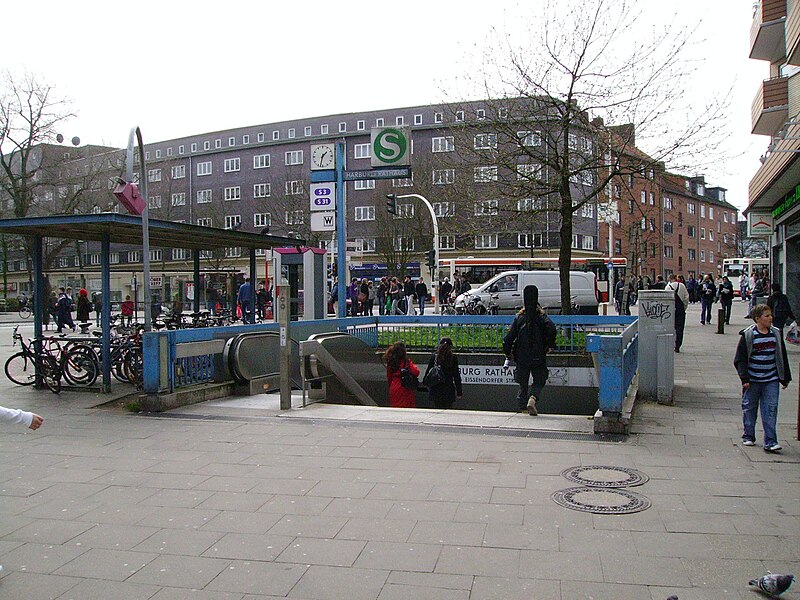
[5,326,61,393]
[18,297,31,319]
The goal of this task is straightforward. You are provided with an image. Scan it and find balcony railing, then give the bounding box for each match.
[752,76,789,136]
[750,0,787,62]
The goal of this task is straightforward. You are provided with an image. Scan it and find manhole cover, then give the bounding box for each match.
[551,487,651,514]
[561,465,649,488]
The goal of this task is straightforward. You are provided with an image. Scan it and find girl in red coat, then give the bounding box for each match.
[383,341,419,408]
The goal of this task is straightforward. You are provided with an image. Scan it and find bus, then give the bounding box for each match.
[722,257,769,279]
[438,256,628,303]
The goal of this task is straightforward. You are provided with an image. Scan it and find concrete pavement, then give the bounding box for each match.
[0,300,797,599]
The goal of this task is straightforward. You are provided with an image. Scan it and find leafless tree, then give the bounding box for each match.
[449,0,728,311]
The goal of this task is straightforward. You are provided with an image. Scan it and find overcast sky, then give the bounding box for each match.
[4,0,766,212]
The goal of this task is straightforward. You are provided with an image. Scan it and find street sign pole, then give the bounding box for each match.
[335,141,347,319]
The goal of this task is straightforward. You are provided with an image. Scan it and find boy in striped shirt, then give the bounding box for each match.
[734,304,792,452]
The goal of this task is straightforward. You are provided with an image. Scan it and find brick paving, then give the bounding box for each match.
[0,302,797,599]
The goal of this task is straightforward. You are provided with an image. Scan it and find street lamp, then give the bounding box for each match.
[394,193,440,314]
[113,126,152,332]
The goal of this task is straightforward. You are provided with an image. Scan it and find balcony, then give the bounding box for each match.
[750,0,787,62]
[752,76,789,136]
[787,2,800,64]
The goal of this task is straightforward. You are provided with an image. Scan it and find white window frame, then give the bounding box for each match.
[215,139,222,149]
[242,134,250,144]
[273,130,280,141]
[431,136,454,153]
[253,183,271,198]
[516,163,542,180]
[396,203,414,219]
[354,144,370,159]
[304,126,311,136]
[147,168,161,182]
[224,215,241,230]
[224,186,241,201]
[253,154,270,169]
[285,180,303,195]
[476,108,486,120]
[197,161,212,176]
[432,169,455,185]
[414,114,423,125]
[354,179,375,190]
[224,157,240,173]
[355,237,376,253]
[128,250,141,263]
[354,206,375,221]
[228,136,235,147]
[475,199,499,216]
[171,192,186,206]
[285,150,303,166]
[196,217,212,227]
[433,201,455,217]
[475,234,497,249]
[321,124,329,134]
[254,213,271,227]
[196,189,212,204]
[394,236,415,251]
[171,165,185,179]
[148,195,162,209]
[474,166,498,182]
[474,133,497,149]
[149,249,162,261]
[288,128,295,139]
[434,112,443,123]
[172,248,190,260]
[518,130,542,147]
[338,122,347,133]
[582,236,595,250]
[440,235,455,250]
[285,210,304,225]
[357,120,365,131]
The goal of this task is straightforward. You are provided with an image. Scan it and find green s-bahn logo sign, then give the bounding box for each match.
[371,127,410,167]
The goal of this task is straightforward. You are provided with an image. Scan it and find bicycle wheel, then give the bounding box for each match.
[61,345,99,386]
[19,306,32,319]
[39,355,62,394]
[5,352,36,385]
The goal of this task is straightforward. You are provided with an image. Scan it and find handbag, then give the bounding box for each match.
[785,321,800,345]
[400,364,419,390]
[423,357,445,388]
[357,292,367,303]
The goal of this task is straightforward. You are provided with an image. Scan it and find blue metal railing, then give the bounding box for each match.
[143,314,638,395]
[585,318,639,415]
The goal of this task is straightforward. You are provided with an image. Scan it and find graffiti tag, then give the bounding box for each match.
[641,301,671,321]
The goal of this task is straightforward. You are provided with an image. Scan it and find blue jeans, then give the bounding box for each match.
[742,380,780,447]
[514,364,549,409]
[418,296,426,315]
[700,298,713,323]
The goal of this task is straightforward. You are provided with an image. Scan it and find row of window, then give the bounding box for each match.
[327,233,597,252]
[143,108,531,160]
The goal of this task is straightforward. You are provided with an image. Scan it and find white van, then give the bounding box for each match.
[454,270,600,314]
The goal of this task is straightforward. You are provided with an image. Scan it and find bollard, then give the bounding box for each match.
[717,308,725,334]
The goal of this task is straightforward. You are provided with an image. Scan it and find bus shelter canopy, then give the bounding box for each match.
[0,214,304,250]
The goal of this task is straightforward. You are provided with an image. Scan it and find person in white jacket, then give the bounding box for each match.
[0,406,43,430]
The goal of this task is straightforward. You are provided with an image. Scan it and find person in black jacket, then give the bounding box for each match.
[414,278,428,315]
[699,274,717,325]
[502,285,557,415]
[423,337,462,409]
[766,282,795,334]
[717,275,735,325]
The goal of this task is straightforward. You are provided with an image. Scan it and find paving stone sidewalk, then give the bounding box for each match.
[0,301,797,599]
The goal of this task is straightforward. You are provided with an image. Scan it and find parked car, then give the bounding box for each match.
[453,270,600,315]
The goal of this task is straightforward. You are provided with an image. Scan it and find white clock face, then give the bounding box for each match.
[312,144,335,169]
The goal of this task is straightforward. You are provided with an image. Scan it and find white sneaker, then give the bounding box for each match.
[764,443,782,452]
[527,396,538,416]
[742,440,755,447]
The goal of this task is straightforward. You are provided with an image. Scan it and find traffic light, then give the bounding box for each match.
[425,249,436,269]
[385,193,397,215]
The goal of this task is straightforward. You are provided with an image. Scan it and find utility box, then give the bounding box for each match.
[637,290,675,404]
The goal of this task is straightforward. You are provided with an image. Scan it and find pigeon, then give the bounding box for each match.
[748,573,795,597]
[666,596,678,600]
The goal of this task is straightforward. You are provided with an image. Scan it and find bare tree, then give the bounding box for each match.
[449,0,728,311]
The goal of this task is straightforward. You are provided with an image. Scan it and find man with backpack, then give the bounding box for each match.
[666,274,689,353]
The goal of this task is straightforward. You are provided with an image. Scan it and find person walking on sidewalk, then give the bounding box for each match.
[666,274,689,352]
[766,282,795,336]
[502,285,557,416]
[383,341,419,408]
[718,275,735,325]
[699,274,717,325]
[423,337,463,409]
[734,304,791,453]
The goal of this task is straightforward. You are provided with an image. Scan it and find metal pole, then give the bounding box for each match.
[397,193,439,314]
[125,126,152,332]
[278,281,291,410]
[335,141,347,319]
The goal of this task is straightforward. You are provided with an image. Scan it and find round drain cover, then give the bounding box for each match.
[561,465,649,488]
[552,486,651,514]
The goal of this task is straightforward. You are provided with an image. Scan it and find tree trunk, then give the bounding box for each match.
[558,178,574,315]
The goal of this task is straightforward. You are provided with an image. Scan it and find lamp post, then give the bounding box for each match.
[396,193,440,314]
[113,126,152,332]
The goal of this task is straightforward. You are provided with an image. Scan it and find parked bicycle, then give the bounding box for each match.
[5,326,61,393]
[18,296,32,319]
